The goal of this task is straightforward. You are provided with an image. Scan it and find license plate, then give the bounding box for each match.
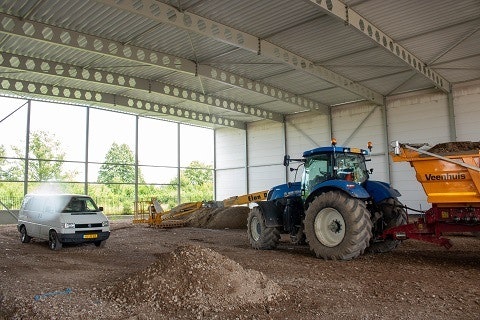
[83,234,98,239]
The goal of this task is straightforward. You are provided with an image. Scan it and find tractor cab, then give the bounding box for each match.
[296,141,372,200]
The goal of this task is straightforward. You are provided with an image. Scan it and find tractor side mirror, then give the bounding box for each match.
[283,154,290,166]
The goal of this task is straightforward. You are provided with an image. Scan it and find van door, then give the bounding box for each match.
[25,197,45,238]
[39,197,58,238]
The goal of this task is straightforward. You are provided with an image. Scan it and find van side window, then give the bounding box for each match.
[25,197,45,212]
[44,198,58,214]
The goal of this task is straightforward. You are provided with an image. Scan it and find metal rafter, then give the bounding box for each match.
[94,0,369,108]
[0,77,246,129]
[0,12,324,115]
[0,52,283,122]
[307,0,451,93]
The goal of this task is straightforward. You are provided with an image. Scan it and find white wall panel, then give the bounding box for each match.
[285,112,331,157]
[285,111,331,182]
[331,103,386,154]
[215,128,247,200]
[248,165,285,193]
[453,81,480,141]
[247,120,285,193]
[331,102,389,183]
[386,90,450,210]
[215,127,246,169]
[216,168,246,201]
[247,120,284,167]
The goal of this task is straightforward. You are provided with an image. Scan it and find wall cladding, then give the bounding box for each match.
[453,81,480,141]
[386,90,450,210]
[215,128,246,200]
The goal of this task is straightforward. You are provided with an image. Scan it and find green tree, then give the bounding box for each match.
[97,143,143,184]
[155,161,213,208]
[11,130,74,181]
[0,145,6,179]
[97,143,145,214]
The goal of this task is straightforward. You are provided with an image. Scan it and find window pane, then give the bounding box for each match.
[0,97,28,158]
[139,166,178,184]
[30,101,86,161]
[138,117,178,166]
[180,124,213,167]
[88,108,135,163]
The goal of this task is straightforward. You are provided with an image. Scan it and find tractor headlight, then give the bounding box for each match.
[63,222,75,229]
[102,220,109,227]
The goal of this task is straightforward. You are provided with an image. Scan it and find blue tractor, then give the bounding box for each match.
[247,140,407,260]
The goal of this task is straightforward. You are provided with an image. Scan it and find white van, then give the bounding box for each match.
[17,194,110,250]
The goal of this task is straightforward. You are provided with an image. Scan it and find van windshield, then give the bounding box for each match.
[63,197,99,214]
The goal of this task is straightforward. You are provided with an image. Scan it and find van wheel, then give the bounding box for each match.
[20,226,31,243]
[48,230,62,250]
[94,240,105,248]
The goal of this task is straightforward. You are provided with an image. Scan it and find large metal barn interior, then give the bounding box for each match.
[0,0,479,212]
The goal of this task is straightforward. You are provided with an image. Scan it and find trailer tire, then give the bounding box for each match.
[247,206,280,250]
[368,198,407,253]
[304,191,372,260]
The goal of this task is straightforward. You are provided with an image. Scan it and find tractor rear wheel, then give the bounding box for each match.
[247,206,280,250]
[368,198,407,253]
[304,191,372,260]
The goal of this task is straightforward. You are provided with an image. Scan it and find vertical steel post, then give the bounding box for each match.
[382,99,392,184]
[447,86,457,142]
[177,123,181,204]
[24,100,31,195]
[134,115,139,205]
[84,106,90,195]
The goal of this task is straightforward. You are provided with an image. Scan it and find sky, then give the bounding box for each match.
[0,96,214,184]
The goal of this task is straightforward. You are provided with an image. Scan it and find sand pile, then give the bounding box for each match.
[99,245,287,316]
[184,206,250,229]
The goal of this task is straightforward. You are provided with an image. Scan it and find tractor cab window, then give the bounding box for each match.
[303,153,332,193]
[335,153,368,183]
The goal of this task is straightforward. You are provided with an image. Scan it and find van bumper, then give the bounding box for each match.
[58,231,110,243]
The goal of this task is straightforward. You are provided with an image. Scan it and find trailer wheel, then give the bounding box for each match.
[304,191,372,260]
[247,206,280,250]
[48,230,62,251]
[368,198,407,253]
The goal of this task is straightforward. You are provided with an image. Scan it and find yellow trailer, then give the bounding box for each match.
[383,142,480,248]
[391,142,480,205]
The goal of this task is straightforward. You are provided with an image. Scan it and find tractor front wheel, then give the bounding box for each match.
[247,206,280,250]
[304,191,372,260]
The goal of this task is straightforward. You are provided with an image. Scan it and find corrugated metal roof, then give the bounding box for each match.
[0,0,477,129]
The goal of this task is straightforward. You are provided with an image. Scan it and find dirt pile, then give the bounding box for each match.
[184,206,250,229]
[427,141,480,155]
[98,244,287,317]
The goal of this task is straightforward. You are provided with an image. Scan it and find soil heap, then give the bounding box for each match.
[184,206,250,229]
[98,244,287,318]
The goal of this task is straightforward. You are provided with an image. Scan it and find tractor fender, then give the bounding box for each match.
[363,180,401,203]
[305,180,370,206]
[313,180,370,199]
[254,200,283,228]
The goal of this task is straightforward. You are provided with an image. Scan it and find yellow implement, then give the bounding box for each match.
[133,190,268,228]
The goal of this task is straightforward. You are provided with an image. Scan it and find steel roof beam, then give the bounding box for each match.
[0,52,283,122]
[0,77,246,129]
[0,13,315,116]
[95,0,372,108]
[306,0,450,93]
